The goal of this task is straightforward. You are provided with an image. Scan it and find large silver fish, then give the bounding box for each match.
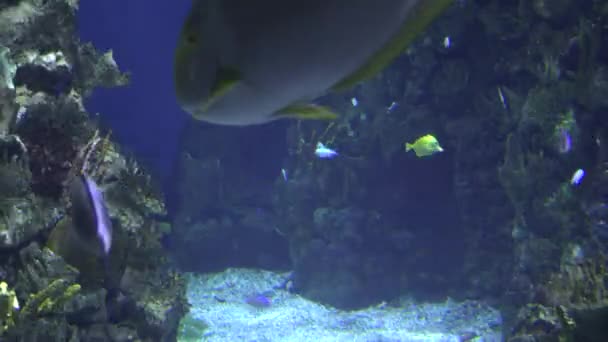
[174,0,452,125]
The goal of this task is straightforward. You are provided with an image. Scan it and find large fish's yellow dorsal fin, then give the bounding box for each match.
[332,0,453,91]
[201,66,242,111]
[275,103,338,121]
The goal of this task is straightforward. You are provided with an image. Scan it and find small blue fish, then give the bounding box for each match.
[245,294,272,308]
[557,127,572,153]
[443,36,451,48]
[570,168,585,185]
[387,101,398,113]
[281,168,288,181]
[315,142,338,159]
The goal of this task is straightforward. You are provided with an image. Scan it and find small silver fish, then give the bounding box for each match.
[315,142,338,159]
[497,87,507,110]
[351,97,358,107]
[281,168,288,181]
[443,36,450,48]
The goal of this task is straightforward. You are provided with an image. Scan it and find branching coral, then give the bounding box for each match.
[0,281,19,333]
[20,278,80,320]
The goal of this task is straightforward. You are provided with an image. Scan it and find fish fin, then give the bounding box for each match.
[204,66,242,109]
[275,103,339,121]
[332,0,453,91]
[405,142,413,152]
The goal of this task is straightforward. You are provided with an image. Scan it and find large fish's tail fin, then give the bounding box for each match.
[405,142,413,152]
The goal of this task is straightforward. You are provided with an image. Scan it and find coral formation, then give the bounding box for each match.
[0,281,19,333]
[0,0,187,340]
[20,277,80,319]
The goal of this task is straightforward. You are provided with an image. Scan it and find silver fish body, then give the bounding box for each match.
[176,0,445,125]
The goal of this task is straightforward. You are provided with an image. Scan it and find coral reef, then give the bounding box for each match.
[20,277,80,319]
[0,0,187,340]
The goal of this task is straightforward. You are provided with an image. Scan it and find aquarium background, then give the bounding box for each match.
[0,0,607,341]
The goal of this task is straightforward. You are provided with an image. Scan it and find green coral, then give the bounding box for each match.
[36,283,80,315]
[510,303,575,341]
[20,278,80,319]
[0,281,19,333]
[177,314,208,341]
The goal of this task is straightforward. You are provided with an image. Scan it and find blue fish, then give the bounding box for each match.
[570,169,584,186]
[557,127,572,153]
[245,294,272,308]
[315,142,338,159]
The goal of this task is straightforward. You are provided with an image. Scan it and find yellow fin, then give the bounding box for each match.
[405,142,413,151]
[333,0,453,91]
[203,66,242,110]
[275,103,338,121]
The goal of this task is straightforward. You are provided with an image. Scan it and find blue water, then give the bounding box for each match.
[77,1,190,184]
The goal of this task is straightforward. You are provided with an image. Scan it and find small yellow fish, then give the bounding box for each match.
[405,134,443,157]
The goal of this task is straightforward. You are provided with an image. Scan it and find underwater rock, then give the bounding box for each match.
[583,66,608,111]
[0,135,30,204]
[532,0,576,22]
[172,127,292,272]
[172,214,289,273]
[0,0,128,97]
[509,303,575,341]
[0,45,17,135]
[0,45,16,91]
[0,199,62,258]
[0,0,186,339]
[14,90,93,198]
[15,244,79,298]
[292,206,438,309]
[117,266,188,341]
[13,50,73,96]
[100,148,167,233]
[65,287,107,324]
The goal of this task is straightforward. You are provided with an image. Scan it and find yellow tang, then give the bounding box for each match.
[405,134,444,157]
[174,0,453,126]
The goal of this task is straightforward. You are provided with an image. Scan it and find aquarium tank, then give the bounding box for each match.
[0,0,607,341]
